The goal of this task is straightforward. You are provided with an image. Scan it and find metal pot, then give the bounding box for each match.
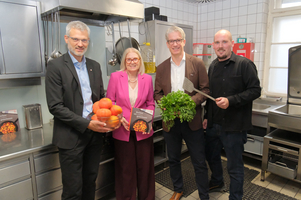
[115,37,140,64]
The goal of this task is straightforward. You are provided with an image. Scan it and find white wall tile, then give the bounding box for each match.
[200,13,207,21]
[257,2,263,12]
[172,1,178,10]
[153,0,160,6]
[222,18,230,27]
[222,0,231,9]
[145,0,153,4]
[222,9,230,18]
[215,10,222,19]
[208,4,215,12]
[207,20,215,29]
[239,15,247,25]
[208,12,215,20]
[159,0,166,7]
[239,0,248,6]
[231,0,239,7]
[238,25,247,34]
[178,1,184,11]
[247,14,257,24]
[215,1,223,11]
[248,4,257,14]
[230,7,239,17]
[201,4,208,13]
[230,16,239,26]
[249,0,258,5]
[229,26,238,34]
[247,24,256,34]
[239,6,248,16]
[256,13,263,23]
[256,23,263,33]
[215,19,222,29]
[166,8,172,18]
[184,3,189,13]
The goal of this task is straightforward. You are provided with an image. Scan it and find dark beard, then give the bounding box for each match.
[217,55,227,60]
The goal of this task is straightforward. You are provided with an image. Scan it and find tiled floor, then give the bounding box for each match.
[100,155,301,200]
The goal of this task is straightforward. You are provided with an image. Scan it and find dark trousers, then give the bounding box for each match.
[58,130,104,200]
[205,124,247,200]
[163,119,209,200]
[114,131,155,200]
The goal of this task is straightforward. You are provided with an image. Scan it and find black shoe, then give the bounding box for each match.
[209,182,226,193]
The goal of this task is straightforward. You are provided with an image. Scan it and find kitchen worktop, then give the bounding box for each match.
[0,123,54,162]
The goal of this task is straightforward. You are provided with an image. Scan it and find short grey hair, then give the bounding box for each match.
[120,48,145,75]
[165,25,186,41]
[66,21,90,36]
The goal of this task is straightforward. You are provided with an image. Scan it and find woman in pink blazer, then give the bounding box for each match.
[106,47,155,200]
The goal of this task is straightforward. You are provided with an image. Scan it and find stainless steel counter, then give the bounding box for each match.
[0,123,54,162]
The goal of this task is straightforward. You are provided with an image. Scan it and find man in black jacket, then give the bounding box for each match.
[203,29,261,200]
[45,21,112,200]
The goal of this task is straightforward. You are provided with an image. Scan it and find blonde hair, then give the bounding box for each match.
[120,48,145,75]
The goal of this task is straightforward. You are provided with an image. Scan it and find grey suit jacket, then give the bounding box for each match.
[154,53,210,132]
[45,53,105,149]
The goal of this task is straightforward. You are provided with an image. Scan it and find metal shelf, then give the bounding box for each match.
[153,135,164,143]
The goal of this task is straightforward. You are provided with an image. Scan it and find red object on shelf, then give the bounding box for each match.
[233,43,255,61]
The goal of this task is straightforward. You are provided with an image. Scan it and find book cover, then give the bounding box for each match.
[0,109,20,134]
[129,107,153,133]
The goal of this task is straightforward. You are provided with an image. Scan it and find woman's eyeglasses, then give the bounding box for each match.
[125,58,140,64]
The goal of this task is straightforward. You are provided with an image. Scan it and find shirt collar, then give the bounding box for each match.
[68,51,86,69]
[170,52,186,65]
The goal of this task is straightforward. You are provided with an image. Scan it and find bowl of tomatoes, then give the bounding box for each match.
[90,98,123,129]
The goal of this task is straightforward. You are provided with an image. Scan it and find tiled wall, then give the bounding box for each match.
[106,0,269,85]
[197,0,269,85]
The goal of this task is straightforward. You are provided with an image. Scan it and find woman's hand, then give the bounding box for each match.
[121,117,129,131]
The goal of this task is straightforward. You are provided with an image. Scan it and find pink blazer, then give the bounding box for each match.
[106,71,155,142]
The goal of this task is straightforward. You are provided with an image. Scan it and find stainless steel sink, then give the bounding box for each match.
[253,103,271,110]
[252,98,285,128]
[269,104,301,133]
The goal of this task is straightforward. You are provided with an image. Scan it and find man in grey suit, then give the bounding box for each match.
[45,21,112,200]
[154,25,210,200]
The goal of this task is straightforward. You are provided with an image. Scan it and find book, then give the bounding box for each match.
[129,107,153,133]
[0,109,20,134]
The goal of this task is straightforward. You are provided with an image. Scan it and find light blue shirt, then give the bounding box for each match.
[68,51,93,119]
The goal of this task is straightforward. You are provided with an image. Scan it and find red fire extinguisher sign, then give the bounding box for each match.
[233,43,255,61]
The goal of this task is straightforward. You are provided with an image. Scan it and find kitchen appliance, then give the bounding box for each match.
[261,45,301,183]
[23,104,43,130]
[40,0,144,25]
[0,0,45,88]
[139,20,193,69]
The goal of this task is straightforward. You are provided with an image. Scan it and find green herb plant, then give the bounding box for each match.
[157,90,196,131]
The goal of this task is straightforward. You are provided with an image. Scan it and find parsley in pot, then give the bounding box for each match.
[157,90,196,131]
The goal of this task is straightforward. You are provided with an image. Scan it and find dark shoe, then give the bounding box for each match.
[209,182,226,193]
[170,191,183,200]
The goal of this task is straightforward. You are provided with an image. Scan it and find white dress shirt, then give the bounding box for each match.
[170,53,186,92]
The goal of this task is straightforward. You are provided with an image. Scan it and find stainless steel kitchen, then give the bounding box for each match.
[1,0,301,199]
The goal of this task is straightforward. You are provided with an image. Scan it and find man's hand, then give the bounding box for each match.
[215,97,229,109]
[88,120,113,133]
[203,119,207,129]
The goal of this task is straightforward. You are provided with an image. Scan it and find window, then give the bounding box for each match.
[264,0,301,96]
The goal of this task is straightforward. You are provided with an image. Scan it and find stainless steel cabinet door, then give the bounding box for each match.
[0,0,44,78]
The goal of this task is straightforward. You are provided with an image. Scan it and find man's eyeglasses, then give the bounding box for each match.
[125,58,140,64]
[167,39,183,45]
[68,36,89,44]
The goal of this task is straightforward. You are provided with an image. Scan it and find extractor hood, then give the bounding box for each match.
[40,0,144,25]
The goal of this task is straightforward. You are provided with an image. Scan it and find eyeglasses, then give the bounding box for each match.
[125,58,140,64]
[68,36,89,44]
[167,39,183,45]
